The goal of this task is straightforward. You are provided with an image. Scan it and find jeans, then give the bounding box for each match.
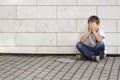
[76,41,105,60]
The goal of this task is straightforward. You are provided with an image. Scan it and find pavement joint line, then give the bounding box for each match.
[14,56,53,80]
[38,56,61,80]
[99,57,114,80]
[44,56,69,80]
[98,57,108,80]
[0,58,28,68]
[83,61,98,80]
[68,61,85,79]
[1,56,36,78]
[0,56,12,63]
[51,62,70,80]
[51,63,69,79]
[0,56,26,76]
[42,62,62,79]
[108,58,119,79]
[45,56,75,80]
[90,58,108,80]
[61,60,78,79]
[12,56,45,79]
[1,69,18,79]
[79,61,91,80]
[70,60,84,80]
[0,56,19,67]
[116,57,120,80]
[106,57,115,80]
[34,59,60,79]
[1,56,35,80]
[32,56,59,80]
[4,57,29,69]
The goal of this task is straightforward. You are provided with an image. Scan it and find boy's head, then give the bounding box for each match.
[88,15,100,25]
[88,15,100,31]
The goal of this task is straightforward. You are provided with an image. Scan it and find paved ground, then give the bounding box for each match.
[0,54,120,80]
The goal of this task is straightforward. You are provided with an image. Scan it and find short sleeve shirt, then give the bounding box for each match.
[84,27,105,47]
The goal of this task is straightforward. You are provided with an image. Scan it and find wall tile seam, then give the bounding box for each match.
[15,5,98,6]
[0,46,37,47]
[11,46,77,47]
[16,6,17,19]
[0,18,88,20]
[0,32,81,33]
[35,19,37,33]
[14,5,112,7]
[0,45,119,47]
[56,6,57,19]
[0,18,92,20]
[1,18,119,20]
[106,45,120,46]
[35,47,37,54]
[56,33,58,47]
[76,0,78,5]
[0,51,37,54]
[0,5,119,6]
[78,31,119,33]
[36,46,75,47]
[96,6,98,16]
[0,32,119,33]
[117,46,119,54]
[117,0,119,5]
[36,0,37,5]
[35,19,37,54]
[15,33,17,48]
[8,45,58,47]
[116,19,118,32]
[76,18,120,20]
[76,19,77,32]
[105,32,120,33]
[0,17,120,20]
[0,18,120,20]
[96,18,120,20]
[0,31,79,34]
[0,46,118,48]
[0,46,16,47]
[106,46,120,47]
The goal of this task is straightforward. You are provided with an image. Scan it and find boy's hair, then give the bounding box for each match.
[88,15,100,25]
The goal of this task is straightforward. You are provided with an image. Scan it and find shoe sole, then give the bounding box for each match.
[96,56,100,62]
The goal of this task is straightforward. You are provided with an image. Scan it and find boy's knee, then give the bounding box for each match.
[76,42,83,49]
[96,41,105,50]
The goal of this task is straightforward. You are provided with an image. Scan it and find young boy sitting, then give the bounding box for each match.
[76,15,105,62]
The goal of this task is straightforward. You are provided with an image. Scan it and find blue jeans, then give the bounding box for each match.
[76,41,105,60]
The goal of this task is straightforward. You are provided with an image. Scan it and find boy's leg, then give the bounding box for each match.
[76,42,93,59]
[94,41,105,59]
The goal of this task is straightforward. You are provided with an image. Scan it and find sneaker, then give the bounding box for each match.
[73,54,85,61]
[92,55,100,62]
[80,54,86,60]
[72,55,80,61]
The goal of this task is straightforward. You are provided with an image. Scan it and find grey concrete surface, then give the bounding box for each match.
[0,55,119,80]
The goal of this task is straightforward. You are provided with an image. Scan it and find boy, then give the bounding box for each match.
[76,15,105,62]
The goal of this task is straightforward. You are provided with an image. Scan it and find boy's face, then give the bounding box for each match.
[88,22,99,31]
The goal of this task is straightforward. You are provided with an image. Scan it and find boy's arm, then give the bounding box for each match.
[92,31,103,42]
[80,30,91,43]
[90,24,104,42]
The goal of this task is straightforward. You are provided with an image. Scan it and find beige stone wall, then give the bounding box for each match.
[0,0,119,54]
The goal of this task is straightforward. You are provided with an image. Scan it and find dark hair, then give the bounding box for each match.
[88,15,100,25]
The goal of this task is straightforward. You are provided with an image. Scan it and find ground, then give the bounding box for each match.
[0,54,120,80]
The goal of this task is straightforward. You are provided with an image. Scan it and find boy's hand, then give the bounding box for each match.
[91,26,96,33]
[88,23,97,33]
